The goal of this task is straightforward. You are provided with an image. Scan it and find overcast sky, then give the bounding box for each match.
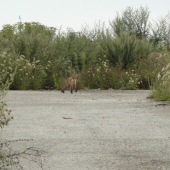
[0,0,169,31]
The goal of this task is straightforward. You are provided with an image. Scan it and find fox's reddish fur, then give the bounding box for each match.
[61,75,78,94]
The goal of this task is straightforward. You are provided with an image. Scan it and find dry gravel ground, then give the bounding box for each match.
[2,90,170,170]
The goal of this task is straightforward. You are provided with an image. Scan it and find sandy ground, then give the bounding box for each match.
[1,90,170,170]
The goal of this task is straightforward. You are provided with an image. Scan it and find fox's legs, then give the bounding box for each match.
[74,84,77,92]
[73,80,77,92]
[70,84,77,94]
[70,86,73,94]
[61,88,65,93]
[61,82,74,94]
[61,77,78,94]
[61,82,68,93]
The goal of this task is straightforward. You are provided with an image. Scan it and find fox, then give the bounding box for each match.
[61,75,78,94]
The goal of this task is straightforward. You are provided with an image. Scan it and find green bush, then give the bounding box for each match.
[53,73,62,90]
[0,52,14,128]
[82,56,136,89]
[0,52,47,90]
[15,55,47,90]
[150,53,170,101]
[99,31,153,69]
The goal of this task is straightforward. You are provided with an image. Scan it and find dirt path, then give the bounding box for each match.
[2,90,170,170]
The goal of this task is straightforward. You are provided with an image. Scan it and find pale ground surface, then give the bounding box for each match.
[1,90,170,170]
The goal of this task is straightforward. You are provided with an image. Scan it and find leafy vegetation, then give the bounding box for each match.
[149,53,170,101]
[0,6,170,100]
[0,58,14,128]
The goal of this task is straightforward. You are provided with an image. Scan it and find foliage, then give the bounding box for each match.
[82,56,114,89]
[0,6,169,101]
[149,53,170,101]
[131,52,167,89]
[82,56,141,89]
[121,71,141,90]
[110,6,150,39]
[0,101,13,128]
[53,73,62,90]
[16,56,47,90]
[150,14,170,51]
[98,31,153,69]
[0,51,47,90]
[0,75,14,128]
[0,52,15,128]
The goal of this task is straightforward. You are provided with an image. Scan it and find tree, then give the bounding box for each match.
[150,14,170,51]
[110,6,150,39]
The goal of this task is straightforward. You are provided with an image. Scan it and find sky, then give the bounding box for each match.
[0,0,169,31]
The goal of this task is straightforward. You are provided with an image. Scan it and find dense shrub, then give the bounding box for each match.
[149,53,170,101]
[0,57,14,128]
[98,31,153,69]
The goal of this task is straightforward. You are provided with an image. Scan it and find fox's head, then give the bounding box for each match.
[72,75,78,80]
